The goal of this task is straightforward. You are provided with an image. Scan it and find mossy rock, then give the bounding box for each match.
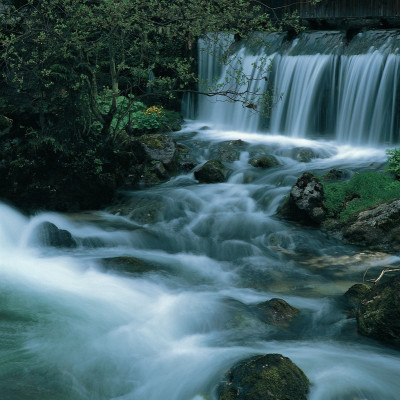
[253,298,300,327]
[210,140,247,162]
[343,283,371,318]
[217,354,309,400]
[248,155,279,169]
[357,274,400,347]
[194,160,228,183]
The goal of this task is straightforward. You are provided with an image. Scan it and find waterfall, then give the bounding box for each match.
[196,30,400,145]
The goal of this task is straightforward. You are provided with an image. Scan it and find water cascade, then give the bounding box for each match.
[196,30,400,145]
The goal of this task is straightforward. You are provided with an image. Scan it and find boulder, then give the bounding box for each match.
[292,147,318,163]
[253,298,300,327]
[248,155,279,169]
[341,199,400,251]
[176,143,197,172]
[210,140,247,162]
[357,274,400,348]
[194,160,228,183]
[33,222,77,248]
[136,134,178,171]
[217,354,310,400]
[343,283,371,318]
[279,172,328,226]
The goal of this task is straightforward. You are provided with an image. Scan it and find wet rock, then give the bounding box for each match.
[292,147,318,163]
[357,274,400,348]
[211,140,247,162]
[101,257,158,274]
[341,199,400,251]
[217,354,309,400]
[343,283,371,318]
[248,155,279,169]
[136,134,178,171]
[0,115,12,136]
[279,172,328,226]
[176,143,197,172]
[253,298,300,327]
[34,222,77,248]
[194,160,228,183]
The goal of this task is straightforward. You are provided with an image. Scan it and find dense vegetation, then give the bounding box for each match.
[0,0,290,211]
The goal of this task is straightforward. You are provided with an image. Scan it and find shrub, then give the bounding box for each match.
[386,148,400,179]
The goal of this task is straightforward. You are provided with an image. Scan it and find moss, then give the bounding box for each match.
[139,134,165,149]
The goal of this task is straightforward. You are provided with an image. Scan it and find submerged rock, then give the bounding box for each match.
[211,140,247,162]
[341,199,400,251]
[343,283,371,318]
[194,160,228,183]
[292,147,318,163]
[248,155,279,169]
[279,172,327,226]
[217,354,310,400]
[357,274,400,348]
[33,222,77,248]
[101,257,158,274]
[254,298,300,327]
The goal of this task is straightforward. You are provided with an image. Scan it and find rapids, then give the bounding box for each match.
[1,30,400,400]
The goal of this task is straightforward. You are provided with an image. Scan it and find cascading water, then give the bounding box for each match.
[195,30,400,145]
[2,30,400,400]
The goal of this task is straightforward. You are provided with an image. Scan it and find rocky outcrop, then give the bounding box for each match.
[217,354,310,400]
[33,222,77,248]
[341,199,400,251]
[357,274,400,348]
[253,298,300,327]
[343,283,371,318]
[194,160,228,183]
[248,155,279,169]
[279,172,328,226]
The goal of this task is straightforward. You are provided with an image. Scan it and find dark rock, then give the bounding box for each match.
[176,143,197,172]
[217,354,309,400]
[194,160,228,183]
[0,115,12,136]
[248,155,279,169]
[343,284,371,318]
[211,140,247,162]
[323,168,344,182]
[101,257,158,274]
[341,199,400,251]
[34,222,77,248]
[279,172,328,226]
[357,274,400,348]
[136,134,178,171]
[254,298,300,327]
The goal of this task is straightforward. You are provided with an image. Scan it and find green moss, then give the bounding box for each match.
[323,171,400,220]
[139,134,164,149]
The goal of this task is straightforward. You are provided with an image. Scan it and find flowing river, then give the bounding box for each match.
[1,30,400,399]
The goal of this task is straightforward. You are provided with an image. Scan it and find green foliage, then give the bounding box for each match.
[386,148,400,179]
[323,172,400,220]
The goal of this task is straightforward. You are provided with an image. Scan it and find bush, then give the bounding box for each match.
[323,171,400,220]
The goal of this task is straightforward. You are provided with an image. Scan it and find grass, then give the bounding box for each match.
[322,171,400,220]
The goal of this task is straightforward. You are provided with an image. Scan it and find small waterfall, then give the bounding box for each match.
[196,30,400,145]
